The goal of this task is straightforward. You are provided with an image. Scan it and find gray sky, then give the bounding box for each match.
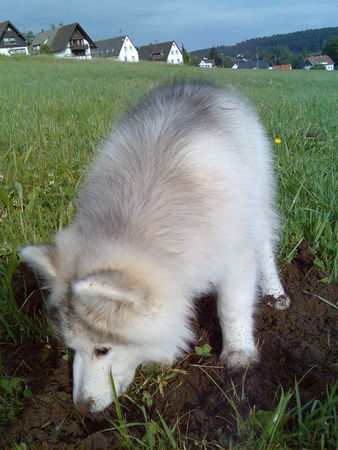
[2,0,337,50]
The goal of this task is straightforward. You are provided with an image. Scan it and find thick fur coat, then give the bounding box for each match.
[21,83,289,413]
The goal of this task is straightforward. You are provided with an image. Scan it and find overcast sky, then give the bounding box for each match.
[3,0,337,50]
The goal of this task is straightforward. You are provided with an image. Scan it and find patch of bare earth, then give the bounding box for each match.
[2,242,336,447]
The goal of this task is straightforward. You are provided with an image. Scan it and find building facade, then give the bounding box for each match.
[30,23,96,59]
[138,41,183,64]
[94,35,139,61]
[304,55,334,70]
[0,20,28,56]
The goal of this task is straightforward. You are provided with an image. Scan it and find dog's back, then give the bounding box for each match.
[75,83,274,292]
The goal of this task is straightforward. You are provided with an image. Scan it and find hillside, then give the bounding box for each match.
[192,27,338,59]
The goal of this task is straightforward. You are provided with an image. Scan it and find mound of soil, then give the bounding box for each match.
[1,242,336,447]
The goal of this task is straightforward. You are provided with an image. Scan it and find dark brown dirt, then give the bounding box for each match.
[1,241,337,448]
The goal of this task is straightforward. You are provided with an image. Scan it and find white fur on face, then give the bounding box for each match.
[69,334,140,413]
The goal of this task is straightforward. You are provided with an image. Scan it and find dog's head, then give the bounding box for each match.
[20,240,190,413]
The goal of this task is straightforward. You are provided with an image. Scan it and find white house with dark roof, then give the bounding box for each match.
[30,23,96,59]
[94,35,139,61]
[199,59,215,68]
[232,59,270,69]
[0,20,28,55]
[304,55,334,70]
[138,41,183,64]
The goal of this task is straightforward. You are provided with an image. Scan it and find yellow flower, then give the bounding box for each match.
[275,138,281,144]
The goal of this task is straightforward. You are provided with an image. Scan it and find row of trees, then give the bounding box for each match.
[322,36,338,63]
[192,27,337,68]
[190,35,337,69]
[218,27,337,57]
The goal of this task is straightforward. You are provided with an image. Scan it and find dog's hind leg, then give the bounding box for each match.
[258,239,291,310]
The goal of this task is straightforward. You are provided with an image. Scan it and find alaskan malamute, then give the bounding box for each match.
[21,83,290,413]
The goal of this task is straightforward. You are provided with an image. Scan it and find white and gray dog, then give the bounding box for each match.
[21,82,290,413]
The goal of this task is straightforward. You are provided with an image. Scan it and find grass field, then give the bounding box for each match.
[0,56,337,448]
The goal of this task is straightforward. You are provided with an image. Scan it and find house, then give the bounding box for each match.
[0,20,28,55]
[199,58,215,68]
[138,41,183,64]
[30,23,96,59]
[94,35,139,62]
[270,64,292,70]
[304,55,334,70]
[232,59,270,69]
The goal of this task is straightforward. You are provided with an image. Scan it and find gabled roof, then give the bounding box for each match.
[31,28,58,48]
[200,59,215,65]
[305,55,334,65]
[94,35,129,57]
[0,20,27,44]
[138,41,180,61]
[31,23,96,52]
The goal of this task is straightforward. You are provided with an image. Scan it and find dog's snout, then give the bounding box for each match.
[74,398,94,415]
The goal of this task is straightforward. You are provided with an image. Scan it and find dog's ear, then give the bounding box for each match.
[20,244,57,280]
[71,271,147,330]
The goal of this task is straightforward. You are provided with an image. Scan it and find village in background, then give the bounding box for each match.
[0,19,336,70]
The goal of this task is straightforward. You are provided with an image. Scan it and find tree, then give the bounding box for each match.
[39,43,52,54]
[181,44,189,65]
[209,46,217,60]
[322,36,338,63]
[209,46,222,66]
[223,56,233,68]
[22,31,35,44]
[189,54,201,66]
[290,54,304,69]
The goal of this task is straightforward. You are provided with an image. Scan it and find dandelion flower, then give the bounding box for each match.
[275,138,281,144]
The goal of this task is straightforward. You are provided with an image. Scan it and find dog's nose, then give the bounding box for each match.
[74,399,94,415]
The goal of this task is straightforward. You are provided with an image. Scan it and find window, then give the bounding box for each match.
[132,55,135,61]
[124,46,127,52]
[4,37,16,44]
[11,48,26,54]
[124,56,127,61]
[177,59,180,63]
[171,50,174,55]
[176,50,178,54]
[129,46,132,51]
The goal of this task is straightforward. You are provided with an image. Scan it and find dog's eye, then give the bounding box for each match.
[94,347,110,357]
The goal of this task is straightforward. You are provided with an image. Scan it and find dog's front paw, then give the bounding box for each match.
[267,294,291,310]
[221,347,258,369]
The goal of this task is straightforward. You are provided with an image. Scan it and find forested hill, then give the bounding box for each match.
[192,27,338,58]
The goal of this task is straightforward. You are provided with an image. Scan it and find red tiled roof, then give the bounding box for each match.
[271,64,292,70]
[306,55,334,66]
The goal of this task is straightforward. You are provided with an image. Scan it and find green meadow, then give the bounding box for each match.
[0,56,337,447]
